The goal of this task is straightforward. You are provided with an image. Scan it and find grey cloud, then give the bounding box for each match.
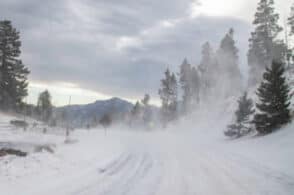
[0,0,251,101]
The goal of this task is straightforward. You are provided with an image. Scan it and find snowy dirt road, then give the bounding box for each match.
[1,126,293,195]
[66,132,294,195]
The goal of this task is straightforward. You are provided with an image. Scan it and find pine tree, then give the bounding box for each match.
[248,0,286,86]
[225,92,255,138]
[217,28,242,96]
[198,42,218,100]
[141,94,150,106]
[141,94,152,127]
[179,59,201,114]
[0,20,29,110]
[191,67,200,105]
[169,73,178,119]
[37,90,53,123]
[289,3,294,35]
[158,69,178,124]
[179,59,193,113]
[253,61,291,134]
[131,101,142,117]
[99,114,112,129]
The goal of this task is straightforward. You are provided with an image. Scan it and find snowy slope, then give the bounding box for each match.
[0,111,293,195]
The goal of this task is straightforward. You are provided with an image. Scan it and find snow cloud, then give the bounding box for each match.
[2,0,288,105]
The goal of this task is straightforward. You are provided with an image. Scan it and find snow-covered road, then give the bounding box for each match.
[1,124,293,195]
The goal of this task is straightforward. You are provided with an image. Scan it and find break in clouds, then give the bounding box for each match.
[0,0,250,100]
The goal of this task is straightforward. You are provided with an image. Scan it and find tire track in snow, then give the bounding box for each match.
[99,153,133,176]
[70,151,136,195]
[71,149,160,195]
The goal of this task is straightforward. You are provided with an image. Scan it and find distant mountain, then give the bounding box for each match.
[54,97,134,128]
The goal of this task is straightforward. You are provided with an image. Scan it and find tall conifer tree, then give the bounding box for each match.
[179,59,200,113]
[247,0,286,86]
[37,90,53,123]
[253,61,291,134]
[0,20,29,110]
[159,69,178,124]
[217,28,242,96]
[288,3,294,35]
[225,92,254,138]
[199,42,218,100]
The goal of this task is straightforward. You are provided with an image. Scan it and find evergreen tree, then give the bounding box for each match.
[198,42,218,100]
[37,90,53,123]
[169,73,178,120]
[217,28,242,96]
[248,0,286,86]
[179,59,193,113]
[141,94,150,107]
[225,92,255,138]
[99,114,112,129]
[131,101,142,118]
[141,94,152,127]
[129,101,142,127]
[0,20,29,110]
[158,68,178,124]
[253,61,291,134]
[190,67,200,106]
[289,3,294,35]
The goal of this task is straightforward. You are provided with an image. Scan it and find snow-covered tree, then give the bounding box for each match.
[179,58,192,114]
[0,20,29,110]
[141,94,150,106]
[130,101,142,124]
[248,0,286,86]
[141,94,152,127]
[159,69,178,124]
[37,90,53,123]
[199,42,216,98]
[179,59,200,113]
[225,92,254,138]
[190,67,200,106]
[217,28,242,96]
[253,60,291,134]
[99,114,112,129]
[288,3,294,65]
[288,3,294,35]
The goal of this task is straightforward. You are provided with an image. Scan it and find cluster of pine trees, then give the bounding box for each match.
[225,0,294,138]
[226,60,291,137]
[156,0,293,133]
[129,94,154,129]
[157,28,243,126]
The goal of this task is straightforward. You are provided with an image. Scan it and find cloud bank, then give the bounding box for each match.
[0,0,251,104]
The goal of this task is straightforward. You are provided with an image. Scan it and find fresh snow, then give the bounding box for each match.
[0,112,293,195]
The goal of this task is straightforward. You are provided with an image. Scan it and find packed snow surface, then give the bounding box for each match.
[0,112,293,195]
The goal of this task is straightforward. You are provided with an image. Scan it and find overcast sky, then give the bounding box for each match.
[0,0,292,106]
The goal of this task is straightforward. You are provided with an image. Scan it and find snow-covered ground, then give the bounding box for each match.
[0,112,293,195]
